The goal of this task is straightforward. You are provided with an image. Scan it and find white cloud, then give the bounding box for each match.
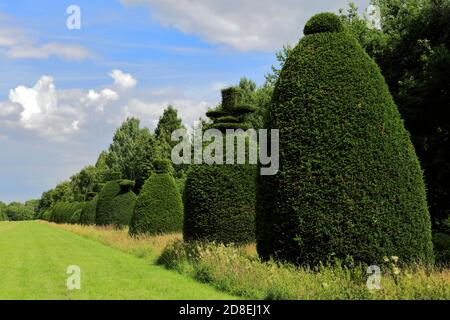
[6,43,92,61]
[124,98,213,129]
[121,0,370,51]
[6,76,81,140]
[0,70,214,141]
[0,15,92,61]
[109,69,138,89]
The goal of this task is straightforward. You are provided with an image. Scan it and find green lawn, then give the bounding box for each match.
[0,221,236,300]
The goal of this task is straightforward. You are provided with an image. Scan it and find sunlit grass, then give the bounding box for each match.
[44,221,450,300]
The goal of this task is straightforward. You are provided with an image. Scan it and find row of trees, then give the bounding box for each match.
[0,200,38,221]
[22,0,449,267]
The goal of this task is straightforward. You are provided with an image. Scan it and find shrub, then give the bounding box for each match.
[50,202,84,224]
[256,13,434,266]
[79,195,98,225]
[304,12,344,35]
[96,180,137,227]
[129,166,183,236]
[0,211,8,221]
[183,88,257,245]
[433,233,450,265]
[184,164,256,244]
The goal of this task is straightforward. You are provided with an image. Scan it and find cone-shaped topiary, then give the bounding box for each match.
[183,88,257,245]
[256,13,434,266]
[80,193,98,225]
[96,180,137,228]
[129,160,183,236]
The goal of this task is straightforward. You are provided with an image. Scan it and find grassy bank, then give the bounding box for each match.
[48,221,450,300]
[0,221,235,300]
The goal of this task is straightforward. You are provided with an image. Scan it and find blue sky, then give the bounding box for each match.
[0,0,370,203]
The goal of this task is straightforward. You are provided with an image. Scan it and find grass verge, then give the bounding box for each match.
[46,222,450,300]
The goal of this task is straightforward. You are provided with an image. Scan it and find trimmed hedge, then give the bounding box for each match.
[129,171,183,236]
[303,12,344,35]
[50,202,84,224]
[80,196,98,225]
[95,180,137,227]
[183,88,257,245]
[183,163,256,244]
[256,13,434,266]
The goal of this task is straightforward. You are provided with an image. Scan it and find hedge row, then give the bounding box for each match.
[96,180,137,228]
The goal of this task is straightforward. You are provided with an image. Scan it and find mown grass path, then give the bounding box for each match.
[0,221,236,300]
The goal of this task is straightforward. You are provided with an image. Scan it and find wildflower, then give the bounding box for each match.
[391,256,399,263]
[383,256,389,263]
[393,266,401,275]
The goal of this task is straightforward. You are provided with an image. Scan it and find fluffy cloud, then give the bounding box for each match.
[0,70,215,141]
[121,0,370,51]
[109,69,138,89]
[0,15,92,61]
[6,76,83,140]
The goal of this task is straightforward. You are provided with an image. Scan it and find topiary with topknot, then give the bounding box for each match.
[183,87,257,245]
[256,13,434,266]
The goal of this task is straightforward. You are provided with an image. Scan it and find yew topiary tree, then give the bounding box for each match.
[183,87,257,245]
[79,192,98,225]
[96,180,137,228]
[256,13,434,266]
[129,160,183,236]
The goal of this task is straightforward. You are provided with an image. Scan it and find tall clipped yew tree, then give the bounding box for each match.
[256,13,434,266]
[183,87,257,245]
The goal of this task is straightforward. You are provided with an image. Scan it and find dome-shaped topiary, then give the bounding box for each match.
[303,12,344,35]
[256,13,434,266]
[129,172,183,236]
[96,180,137,227]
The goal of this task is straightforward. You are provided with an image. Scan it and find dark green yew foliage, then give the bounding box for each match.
[50,202,84,224]
[96,180,137,227]
[256,13,434,266]
[303,12,344,35]
[80,194,98,225]
[206,87,256,132]
[129,168,183,236]
[184,164,256,244]
[184,88,257,245]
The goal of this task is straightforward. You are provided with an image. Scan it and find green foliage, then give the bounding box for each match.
[50,202,84,224]
[183,164,256,245]
[342,0,450,230]
[0,202,7,221]
[96,180,137,227]
[129,172,183,236]
[106,118,159,193]
[257,13,433,266]
[80,196,98,225]
[36,181,75,218]
[433,233,450,265]
[304,12,344,35]
[4,202,35,221]
[207,87,256,132]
